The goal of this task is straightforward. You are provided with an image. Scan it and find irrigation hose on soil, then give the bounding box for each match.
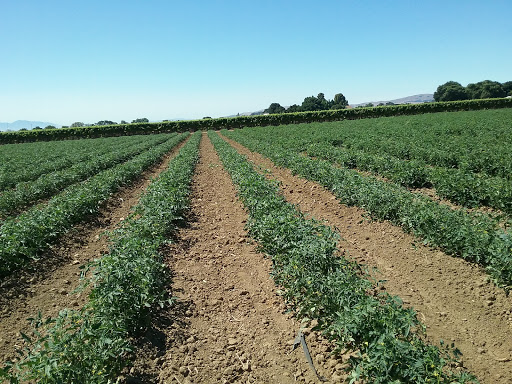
[291,329,327,382]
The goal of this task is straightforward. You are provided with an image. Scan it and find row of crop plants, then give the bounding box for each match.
[305,142,512,215]
[244,109,512,181]
[0,133,177,220]
[223,129,512,290]
[209,131,477,383]
[0,132,201,383]
[0,134,167,191]
[0,132,189,278]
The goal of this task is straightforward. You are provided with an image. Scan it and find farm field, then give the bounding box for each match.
[0,109,511,383]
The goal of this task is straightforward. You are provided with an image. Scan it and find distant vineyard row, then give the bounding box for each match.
[1,97,511,144]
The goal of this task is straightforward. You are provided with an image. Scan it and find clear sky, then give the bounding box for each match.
[0,0,511,125]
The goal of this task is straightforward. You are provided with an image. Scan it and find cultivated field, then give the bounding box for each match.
[0,109,511,383]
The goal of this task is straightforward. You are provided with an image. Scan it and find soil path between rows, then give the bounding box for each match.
[220,133,512,384]
[131,133,348,384]
[0,138,188,364]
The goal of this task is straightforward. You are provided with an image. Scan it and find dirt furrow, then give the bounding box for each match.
[221,133,512,384]
[0,139,188,364]
[127,133,344,384]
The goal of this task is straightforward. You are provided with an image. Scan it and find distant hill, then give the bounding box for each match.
[0,120,61,131]
[350,94,434,107]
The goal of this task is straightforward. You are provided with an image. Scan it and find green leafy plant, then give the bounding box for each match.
[224,127,512,289]
[0,132,201,383]
[0,132,188,278]
[209,131,477,383]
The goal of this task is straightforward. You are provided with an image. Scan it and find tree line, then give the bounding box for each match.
[19,118,151,130]
[68,118,150,128]
[434,80,512,102]
[264,92,348,114]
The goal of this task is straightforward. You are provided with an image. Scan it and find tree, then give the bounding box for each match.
[433,81,469,102]
[132,118,149,123]
[44,125,56,129]
[33,126,42,130]
[317,93,329,110]
[331,93,348,109]
[120,120,128,124]
[301,96,323,111]
[264,92,348,113]
[71,122,85,128]
[264,103,286,114]
[286,104,302,113]
[466,80,505,99]
[96,120,117,126]
[502,81,512,96]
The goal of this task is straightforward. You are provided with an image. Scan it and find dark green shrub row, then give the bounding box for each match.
[0,132,201,383]
[209,131,476,383]
[1,98,511,144]
[223,130,512,289]
[0,133,176,219]
[0,133,188,278]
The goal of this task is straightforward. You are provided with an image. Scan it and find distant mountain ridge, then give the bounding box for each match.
[350,94,434,107]
[0,120,61,131]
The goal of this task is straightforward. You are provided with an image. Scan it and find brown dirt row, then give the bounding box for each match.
[0,138,188,364]
[125,133,349,384]
[220,133,512,384]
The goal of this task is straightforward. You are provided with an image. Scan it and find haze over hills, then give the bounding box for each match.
[0,120,62,131]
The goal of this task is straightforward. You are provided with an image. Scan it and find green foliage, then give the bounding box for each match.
[223,126,512,289]
[0,135,166,192]
[131,118,149,123]
[304,142,512,214]
[503,81,512,96]
[331,93,348,109]
[434,80,509,102]
[265,92,349,114]
[1,98,512,144]
[0,134,176,218]
[264,103,286,114]
[434,81,469,102]
[1,133,201,383]
[467,80,506,99]
[0,133,188,278]
[209,131,477,383]
[95,120,117,126]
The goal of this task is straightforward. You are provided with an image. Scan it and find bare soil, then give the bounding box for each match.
[0,140,187,364]
[221,133,512,384]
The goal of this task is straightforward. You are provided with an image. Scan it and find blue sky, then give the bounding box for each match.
[0,0,511,125]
